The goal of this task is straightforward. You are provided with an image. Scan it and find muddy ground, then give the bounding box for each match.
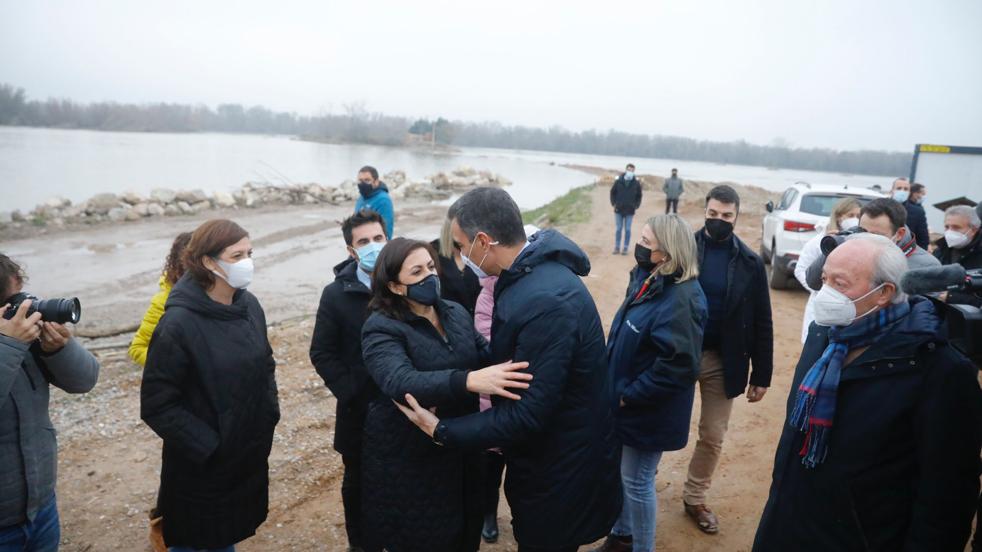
[28,174,818,551]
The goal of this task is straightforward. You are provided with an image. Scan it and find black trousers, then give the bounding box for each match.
[665,198,679,214]
[484,451,506,515]
[341,453,363,547]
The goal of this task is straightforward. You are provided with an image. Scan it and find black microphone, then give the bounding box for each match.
[900,264,967,295]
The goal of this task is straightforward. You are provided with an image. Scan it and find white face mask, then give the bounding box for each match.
[839,217,860,231]
[813,282,885,327]
[461,236,499,279]
[945,229,971,249]
[892,190,910,203]
[212,257,254,289]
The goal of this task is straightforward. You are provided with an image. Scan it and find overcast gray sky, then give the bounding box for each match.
[2,0,980,152]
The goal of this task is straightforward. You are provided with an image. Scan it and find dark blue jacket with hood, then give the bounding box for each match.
[437,229,622,549]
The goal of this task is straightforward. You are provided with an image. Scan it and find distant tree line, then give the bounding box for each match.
[0,83,910,176]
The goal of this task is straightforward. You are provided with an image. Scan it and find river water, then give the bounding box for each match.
[1,126,903,214]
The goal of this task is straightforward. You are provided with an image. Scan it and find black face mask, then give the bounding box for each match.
[405,274,441,306]
[634,243,656,271]
[705,218,734,242]
[357,182,375,198]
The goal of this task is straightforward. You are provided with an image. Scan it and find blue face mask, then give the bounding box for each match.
[624,171,635,180]
[893,190,910,203]
[355,241,385,272]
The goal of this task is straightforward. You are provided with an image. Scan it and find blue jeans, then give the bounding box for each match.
[169,546,235,552]
[611,446,663,552]
[615,212,633,251]
[0,495,60,552]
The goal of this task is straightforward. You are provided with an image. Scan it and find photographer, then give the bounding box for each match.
[0,253,100,551]
[804,198,939,292]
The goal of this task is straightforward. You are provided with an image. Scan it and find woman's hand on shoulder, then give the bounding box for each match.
[466,360,532,400]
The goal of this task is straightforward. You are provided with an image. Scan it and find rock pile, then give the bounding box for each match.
[1,167,512,230]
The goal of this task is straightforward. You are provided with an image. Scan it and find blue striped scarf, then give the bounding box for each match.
[789,300,910,468]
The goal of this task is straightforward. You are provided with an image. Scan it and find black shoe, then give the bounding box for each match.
[588,534,633,552]
[482,513,499,543]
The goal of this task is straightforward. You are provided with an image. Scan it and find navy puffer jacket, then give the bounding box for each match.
[608,268,707,452]
[437,229,622,549]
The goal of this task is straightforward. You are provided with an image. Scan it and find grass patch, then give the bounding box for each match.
[522,184,594,227]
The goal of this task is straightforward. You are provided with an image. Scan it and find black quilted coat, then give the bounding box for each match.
[140,274,280,549]
[360,299,487,552]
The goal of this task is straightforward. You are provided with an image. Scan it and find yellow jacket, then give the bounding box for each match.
[128,275,172,366]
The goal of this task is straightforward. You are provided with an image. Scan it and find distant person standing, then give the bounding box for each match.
[910,182,927,205]
[892,178,930,250]
[610,163,643,255]
[355,165,395,239]
[663,168,684,214]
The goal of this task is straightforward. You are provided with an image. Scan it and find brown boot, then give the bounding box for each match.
[684,502,719,534]
[148,513,166,552]
[589,534,633,552]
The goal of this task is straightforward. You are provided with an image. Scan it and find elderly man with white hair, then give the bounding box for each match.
[933,204,982,308]
[754,233,982,552]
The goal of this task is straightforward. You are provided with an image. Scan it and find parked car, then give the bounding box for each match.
[761,182,885,289]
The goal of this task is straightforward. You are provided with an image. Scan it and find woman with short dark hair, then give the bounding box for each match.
[360,238,530,552]
[140,219,279,552]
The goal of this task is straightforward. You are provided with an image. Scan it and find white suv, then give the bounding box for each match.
[761,182,885,289]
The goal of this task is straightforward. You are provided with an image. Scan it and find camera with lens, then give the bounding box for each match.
[820,226,867,256]
[901,264,982,366]
[2,292,82,324]
[936,269,982,365]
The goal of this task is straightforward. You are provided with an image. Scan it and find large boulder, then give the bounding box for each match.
[43,196,72,209]
[212,191,236,208]
[147,203,166,217]
[120,191,144,205]
[175,189,208,204]
[124,208,141,222]
[452,166,477,177]
[235,189,259,208]
[384,170,407,186]
[86,193,121,215]
[189,200,211,214]
[107,207,129,222]
[133,203,151,217]
[430,172,451,188]
[151,188,177,203]
[175,201,193,215]
[62,206,84,219]
[164,204,181,216]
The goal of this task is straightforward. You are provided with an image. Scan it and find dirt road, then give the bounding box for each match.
[44,179,810,551]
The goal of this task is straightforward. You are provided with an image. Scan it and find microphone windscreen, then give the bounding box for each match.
[900,264,966,295]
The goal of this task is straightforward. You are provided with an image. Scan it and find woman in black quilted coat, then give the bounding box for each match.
[360,238,531,552]
[140,220,279,551]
